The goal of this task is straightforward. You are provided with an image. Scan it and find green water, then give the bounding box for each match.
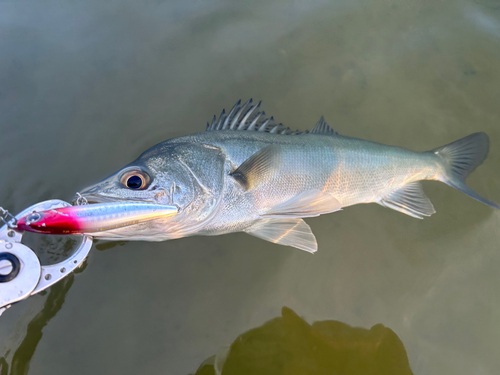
[1,0,500,374]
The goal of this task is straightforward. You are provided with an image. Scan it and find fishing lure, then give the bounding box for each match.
[16,202,178,235]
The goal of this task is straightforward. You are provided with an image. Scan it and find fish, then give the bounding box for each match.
[16,202,178,235]
[75,99,499,253]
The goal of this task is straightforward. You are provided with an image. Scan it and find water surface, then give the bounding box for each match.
[1,0,500,374]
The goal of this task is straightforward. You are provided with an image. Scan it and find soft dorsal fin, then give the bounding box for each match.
[310,116,338,135]
[378,182,436,219]
[206,99,306,135]
[244,218,318,253]
[263,190,342,218]
[230,145,282,190]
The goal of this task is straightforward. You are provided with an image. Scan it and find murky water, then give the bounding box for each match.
[1,0,500,374]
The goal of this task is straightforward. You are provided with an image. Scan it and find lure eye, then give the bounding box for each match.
[26,212,42,224]
[120,169,150,190]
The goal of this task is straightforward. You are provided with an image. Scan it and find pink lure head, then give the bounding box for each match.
[16,208,81,235]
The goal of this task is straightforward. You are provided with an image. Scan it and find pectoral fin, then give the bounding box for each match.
[378,182,435,219]
[263,190,342,218]
[230,145,281,190]
[244,218,317,253]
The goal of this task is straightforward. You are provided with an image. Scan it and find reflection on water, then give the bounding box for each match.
[22,233,80,265]
[94,240,127,251]
[193,307,412,375]
[0,275,74,375]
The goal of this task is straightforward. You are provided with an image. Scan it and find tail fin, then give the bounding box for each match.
[432,132,499,210]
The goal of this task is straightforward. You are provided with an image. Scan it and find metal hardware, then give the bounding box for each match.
[74,192,88,206]
[0,200,93,316]
[0,207,17,229]
[0,252,21,282]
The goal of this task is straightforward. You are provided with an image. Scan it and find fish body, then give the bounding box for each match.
[16,202,178,235]
[77,100,498,252]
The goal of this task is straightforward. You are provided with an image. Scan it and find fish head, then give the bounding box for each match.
[76,142,226,239]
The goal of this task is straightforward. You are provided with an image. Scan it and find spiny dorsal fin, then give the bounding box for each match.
[244,218,318,253]
[263,190,342,218]
[206,99,306,135]
[230,145,282,190]
[310,116,338,135]
[378,182,436,219]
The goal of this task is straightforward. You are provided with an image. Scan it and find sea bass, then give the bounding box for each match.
[76,99,498,252]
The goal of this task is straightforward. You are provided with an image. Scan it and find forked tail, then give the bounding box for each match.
[431,132,499,210]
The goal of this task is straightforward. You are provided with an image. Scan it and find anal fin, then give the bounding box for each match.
[263,190,342,218]
[378,182,436,219]
[244,218,317,253]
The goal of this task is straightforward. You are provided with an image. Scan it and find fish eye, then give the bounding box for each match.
[127,175,144,189]
[120,168,150,190]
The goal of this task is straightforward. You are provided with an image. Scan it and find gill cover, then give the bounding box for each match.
[160,143,226,225]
